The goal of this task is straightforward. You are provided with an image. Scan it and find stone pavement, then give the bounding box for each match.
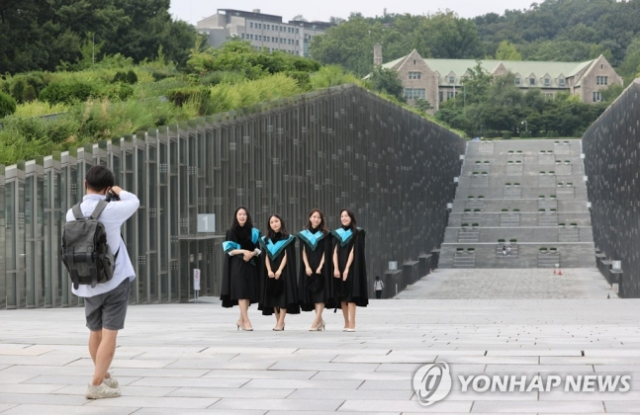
[2,275,640,414]
[396,268,614,300]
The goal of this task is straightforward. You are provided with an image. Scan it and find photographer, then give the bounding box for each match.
[65,165,139,399]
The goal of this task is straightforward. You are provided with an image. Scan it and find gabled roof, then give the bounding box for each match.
[381,57,597,87]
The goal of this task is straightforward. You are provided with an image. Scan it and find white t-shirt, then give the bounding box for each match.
[374,280,384,290]
[65,191,140,298]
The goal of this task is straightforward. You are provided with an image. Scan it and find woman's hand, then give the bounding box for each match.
[315,266,322,274]
[268,271,275,279]
[275,270,282,280]
[242,251,253,262]
[333,269,341,278]
[343,269,349,281]
[305,266,313,276]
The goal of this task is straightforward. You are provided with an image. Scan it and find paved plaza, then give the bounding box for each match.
[1,269,640,414]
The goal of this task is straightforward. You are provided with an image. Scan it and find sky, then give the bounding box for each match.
[169,0,537,25]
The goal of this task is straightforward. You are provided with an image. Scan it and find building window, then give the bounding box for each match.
[439,92,443,102]
[545,93,554,99]
[296,28,299,34]
[241,34,245,39]
[257,23,261,29]
[448,76,455,84]
[544,78,550,86]
[558,78,565,86]
[413,60,417,65]
[446,91,455,99]
[593,91,602,102]
[596,76,608,85]
[515,77,521,85]
[408,72,421,80]
[405,88,426,100]
[529,78,536,85]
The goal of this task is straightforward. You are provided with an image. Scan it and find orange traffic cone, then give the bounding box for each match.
[553,268,557,275]
[558,268,563,276]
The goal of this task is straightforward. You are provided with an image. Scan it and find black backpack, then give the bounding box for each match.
[61,201,118,289]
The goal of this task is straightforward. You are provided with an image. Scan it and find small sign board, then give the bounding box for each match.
[197,214,215,233]
[612,261,622,270]
[193,268,201,291]
[388,261,398,271]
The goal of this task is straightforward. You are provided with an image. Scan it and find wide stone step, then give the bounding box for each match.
[500,213,521,227]
[538,253,561,268]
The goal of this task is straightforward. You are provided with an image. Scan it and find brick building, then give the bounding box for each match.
[376,47,623,111]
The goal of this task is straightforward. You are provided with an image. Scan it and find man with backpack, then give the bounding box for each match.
[63,165,139,399]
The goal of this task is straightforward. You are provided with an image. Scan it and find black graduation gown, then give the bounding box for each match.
[297,228,335,311]
[331,227,368,307]
[219,227,261,308]
[259,234,300,315]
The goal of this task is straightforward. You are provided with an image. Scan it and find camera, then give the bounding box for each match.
[105,190,120,202]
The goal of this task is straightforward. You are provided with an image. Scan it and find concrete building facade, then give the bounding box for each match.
[197,9,332,57]
[378,48,623,111]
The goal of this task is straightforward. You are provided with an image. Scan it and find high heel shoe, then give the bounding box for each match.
[309,322,323,331]
[236,320,253,331]
[273,323,285,331]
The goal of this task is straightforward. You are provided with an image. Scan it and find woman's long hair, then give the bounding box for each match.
[306,208,328,235]
[231,206,253,238]
[267,214,289,240]
[340,208,357,233]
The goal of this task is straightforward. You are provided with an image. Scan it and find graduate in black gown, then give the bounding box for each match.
[220,207,262,331]
[259,214,299,331]
[298,208,334,331]
[332,209,368,332]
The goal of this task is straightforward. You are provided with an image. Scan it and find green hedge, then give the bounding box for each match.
[0,92,17,118]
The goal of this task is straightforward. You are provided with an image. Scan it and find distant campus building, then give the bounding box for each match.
[197,9,332,57]
[375,46,624,111]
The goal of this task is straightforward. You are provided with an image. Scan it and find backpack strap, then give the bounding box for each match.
[72,203,84,220]
[90,200,109,220]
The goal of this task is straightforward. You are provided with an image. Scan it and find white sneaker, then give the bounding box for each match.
[85,383,121,399]
[103,376,119,389]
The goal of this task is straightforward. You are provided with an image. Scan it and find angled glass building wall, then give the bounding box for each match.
[0,85,465,309]
[582,79,640,298]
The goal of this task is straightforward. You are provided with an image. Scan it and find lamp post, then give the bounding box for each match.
[521,120,528,133]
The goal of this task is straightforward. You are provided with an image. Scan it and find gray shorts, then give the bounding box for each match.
[84,279,131,331]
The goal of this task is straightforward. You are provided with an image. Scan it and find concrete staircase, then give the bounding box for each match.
[440,139,596,269]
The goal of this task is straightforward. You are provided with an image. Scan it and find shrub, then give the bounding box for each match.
[10,78,26,103]
[14,100,69,117]
[0,92,17,118]
[40,79,96,104]
[23,85,37,102]
[501,130,512,139]
[167,86,211,115]
[126,70,138,84]
[285,71,312,91]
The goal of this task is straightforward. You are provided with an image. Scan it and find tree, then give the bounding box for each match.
[309,16,378,76]
[292,14,307,22]
[418,12,483,59]
[368,67,404,102]
[0,0,198,74]
[495,41,522,60]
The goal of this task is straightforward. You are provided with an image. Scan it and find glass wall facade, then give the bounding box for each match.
[582,80,640,298]
[0,85,465,308]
